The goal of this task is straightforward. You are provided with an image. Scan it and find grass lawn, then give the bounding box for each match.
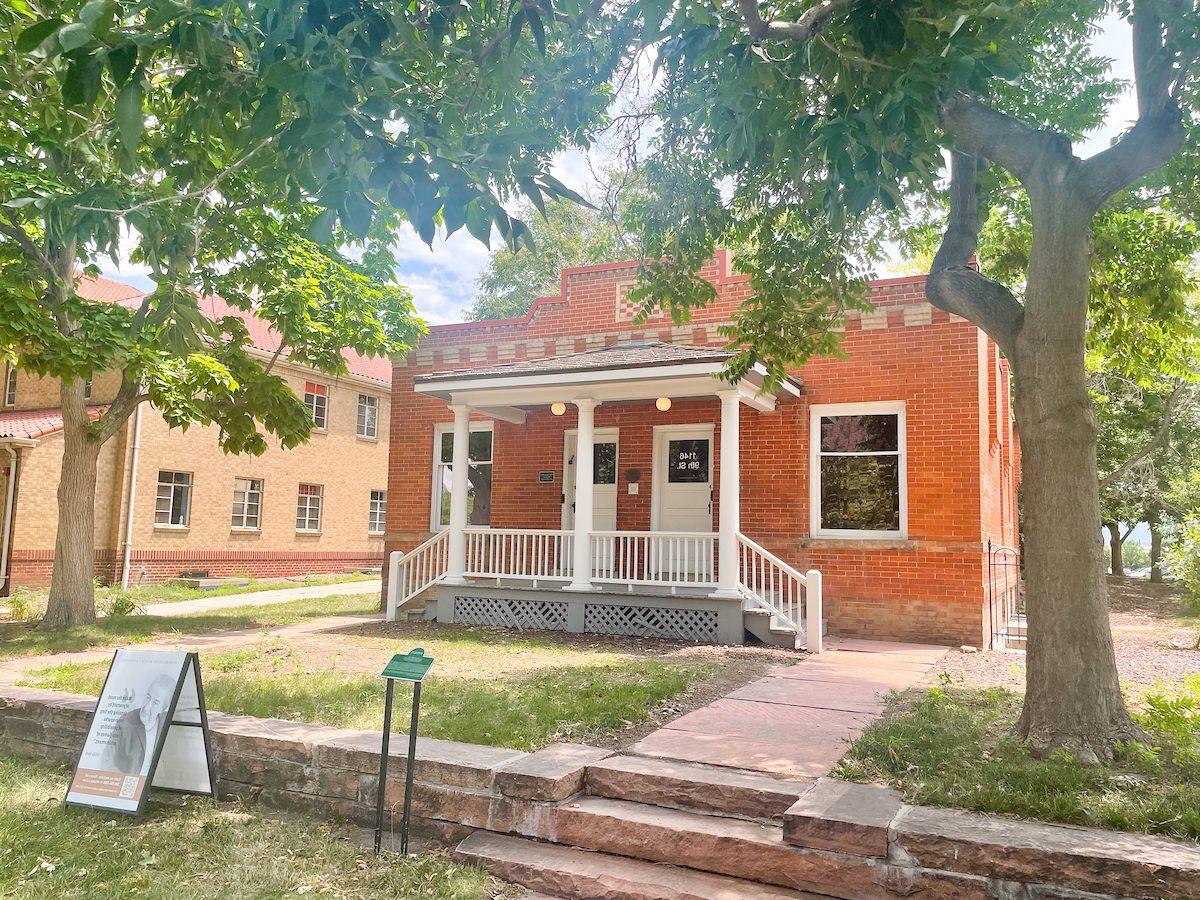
[834,682,1200,842]
[0,593,380,660]
[0,755,494,900]
[22,632,718,750]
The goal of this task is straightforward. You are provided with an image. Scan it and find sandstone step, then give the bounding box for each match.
[455,831,816,900]
[548,796,985,899]
[586,754,814,822]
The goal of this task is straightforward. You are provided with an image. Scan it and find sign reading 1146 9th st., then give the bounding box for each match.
[65,649,215,821]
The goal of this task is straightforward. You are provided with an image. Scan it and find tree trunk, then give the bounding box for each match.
[40,381,101,628]
[1149,512,1163,583]
[1012,185,1141,763]
[1104,522,1123,576]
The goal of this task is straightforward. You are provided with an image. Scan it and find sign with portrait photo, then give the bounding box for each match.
[65,649,215,820]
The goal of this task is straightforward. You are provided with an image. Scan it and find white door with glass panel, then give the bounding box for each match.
[563,430,618,575]
[652,426,714,579]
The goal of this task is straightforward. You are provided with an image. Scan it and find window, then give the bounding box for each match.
[231,477,263,530]
[432,424,493,529]
[296,483,323,532]
[810,402,905,538]
[3,367,15,406]
[154,471,192,527]
[357,394,379,439]
[83,378,92,401]
[369,490,387,534]
[304,382,328,429]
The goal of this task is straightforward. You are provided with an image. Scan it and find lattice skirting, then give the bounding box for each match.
[453,596,569,631]
[584,604,718,643]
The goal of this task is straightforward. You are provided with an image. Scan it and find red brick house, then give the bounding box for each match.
[383,252,1019,649]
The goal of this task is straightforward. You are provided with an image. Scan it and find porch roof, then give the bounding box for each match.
[413,340,802,415]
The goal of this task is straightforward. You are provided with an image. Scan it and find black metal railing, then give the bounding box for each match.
[986,539,1022,649]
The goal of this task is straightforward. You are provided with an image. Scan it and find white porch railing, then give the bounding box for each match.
[386,529,450,619]
[590,530,717,590]
[464,528,574,582]
[737,533,823,652]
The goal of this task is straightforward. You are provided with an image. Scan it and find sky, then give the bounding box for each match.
[99,13,1140,327]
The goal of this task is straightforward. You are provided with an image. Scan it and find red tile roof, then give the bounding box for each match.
[0,406,106,440]
[75,274,391,385]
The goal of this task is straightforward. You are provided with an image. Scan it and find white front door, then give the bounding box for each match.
[562,429,618,531]
[652,425,714,578]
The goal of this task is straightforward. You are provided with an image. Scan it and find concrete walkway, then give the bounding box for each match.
[140,578,381,616]
[628,637,948,778]
[0,614,378,684]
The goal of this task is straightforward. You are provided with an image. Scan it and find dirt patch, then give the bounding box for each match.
[933,576,1200,696]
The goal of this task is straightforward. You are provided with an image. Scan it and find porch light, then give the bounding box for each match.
[551,401,567,416]
[655,396,672,411]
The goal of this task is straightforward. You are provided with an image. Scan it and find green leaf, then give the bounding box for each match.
[16,18,64,51]
[526,8,546,55]
[465,201,493,247]
[508,7,526,53]
[57,22,92,52]
[115,80,143,156]
[308,208,337,243]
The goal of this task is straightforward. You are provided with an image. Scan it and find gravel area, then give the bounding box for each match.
[932,577,1200,697]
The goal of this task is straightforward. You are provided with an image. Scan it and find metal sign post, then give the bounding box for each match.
[374,648,434,855]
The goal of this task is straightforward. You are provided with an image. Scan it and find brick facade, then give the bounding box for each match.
[386,253,1019,647]
[1,277,390,590]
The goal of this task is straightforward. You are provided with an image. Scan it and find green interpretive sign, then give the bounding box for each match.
[381,648,433,683]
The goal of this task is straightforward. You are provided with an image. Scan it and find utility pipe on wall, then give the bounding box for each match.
[120,402,144,588]
[0,445,17,593]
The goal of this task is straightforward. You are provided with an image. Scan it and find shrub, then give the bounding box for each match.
[1164,516,1200,610]
[1121,540,1152,573]
[99,592,145,618]
[3,587,42,622]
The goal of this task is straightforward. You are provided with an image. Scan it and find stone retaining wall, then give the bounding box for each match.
[3,686,1198,899]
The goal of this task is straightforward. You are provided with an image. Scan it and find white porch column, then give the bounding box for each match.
[444,403,471,584]
[715,389,742,597]
[566,398,598,591]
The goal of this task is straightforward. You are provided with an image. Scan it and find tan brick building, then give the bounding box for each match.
[0,276,390,590]
[383,252,1020,649]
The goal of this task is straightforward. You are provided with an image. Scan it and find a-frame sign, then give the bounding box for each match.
[65,649,216,822]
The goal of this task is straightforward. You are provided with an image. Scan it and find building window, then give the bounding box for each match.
[357,394,379,439]
[369,489,387,534]
[304,382,328,429]
[296,483,323,532]
[154,470,192,527]
[432,424,493,529]
[3,367,15,406]
[810,402,906,539]
[231,477,263,530]
[83,377,92,401]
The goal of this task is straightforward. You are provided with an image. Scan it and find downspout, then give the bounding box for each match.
[120,402,144,588]
[0,445,17,593]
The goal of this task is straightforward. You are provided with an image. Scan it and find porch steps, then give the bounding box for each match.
[585,753,815,822]
[742,606,803,650]
[998,614,1027,649]
[454,831,816,900]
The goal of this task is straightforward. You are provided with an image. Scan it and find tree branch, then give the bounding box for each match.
[1099,383,1187,489]
[1078,3,1190,211]
[926,151,1024,358]
[93,373,145,444]
[737,0,855,43]
[939,93,1073,186]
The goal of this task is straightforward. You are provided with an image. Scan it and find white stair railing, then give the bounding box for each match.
[590,531,717,590]
[737,533,823,652]
[464,528,574,582]
[385,530,449,621]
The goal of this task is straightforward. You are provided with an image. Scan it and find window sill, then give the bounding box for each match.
[368,531,385,537]
[154,524,190,532]
[356,435,379,443]
[802,535,914,551]
[231,527,261,534]
[295,529,322,536]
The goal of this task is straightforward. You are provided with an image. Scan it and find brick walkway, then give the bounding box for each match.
[628,637,949,778]
[139,578,381,616]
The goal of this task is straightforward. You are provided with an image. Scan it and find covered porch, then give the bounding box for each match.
[384,341,823,650]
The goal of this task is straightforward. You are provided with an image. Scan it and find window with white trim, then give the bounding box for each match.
[432,424,492,529]
[231,477,263,530]
[369,489,387,534]
[811,403,905,538]
[357,394,378,438]
[296,483,323,532]
[304,382,328,429]
[154,470,192,527]
[3,367,15,406]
